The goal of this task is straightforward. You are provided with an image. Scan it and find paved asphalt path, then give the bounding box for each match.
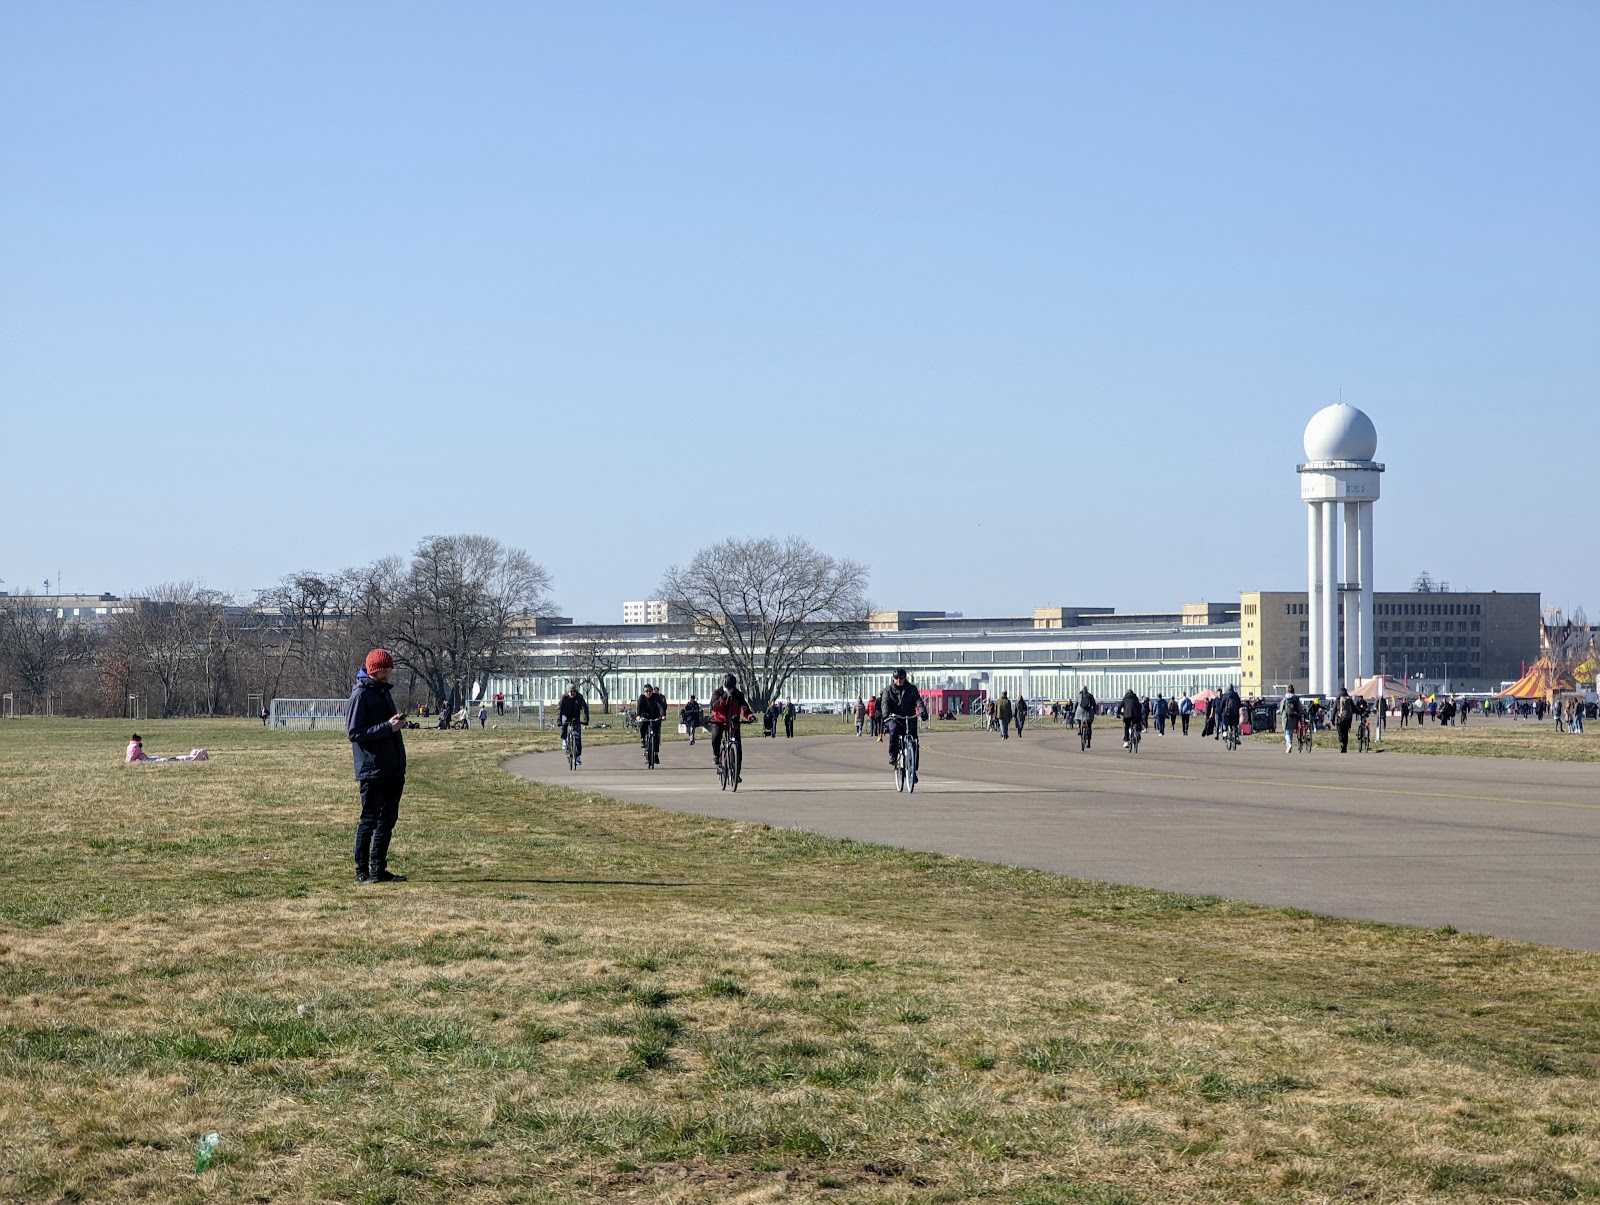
[504,724,1600,951]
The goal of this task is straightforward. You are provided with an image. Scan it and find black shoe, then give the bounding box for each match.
[370,869,407,883]
[355,870,373,884]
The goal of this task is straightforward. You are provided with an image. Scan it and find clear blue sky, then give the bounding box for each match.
[4,2,1596,621]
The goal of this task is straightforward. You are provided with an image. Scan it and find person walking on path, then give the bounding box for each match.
[1281,687,1302,752]
[1153,694,1168,735]
[681,695,703,745]
[854,696,866,736]
[783,698,796,738]
[347,649,408,884]
[997,692,1014,739]
[1014,694,1029,737]
[1333,687,1356,753]
[1179,693,1193,735]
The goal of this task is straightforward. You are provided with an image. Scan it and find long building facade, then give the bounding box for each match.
[491,588,1543,709]
[489,604,1244,709]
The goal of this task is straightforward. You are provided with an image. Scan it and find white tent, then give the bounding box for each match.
[1352,675,1418,701]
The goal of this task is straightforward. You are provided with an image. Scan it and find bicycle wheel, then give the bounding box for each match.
[646,728,657,769]
[905,740,918,793]
[718,743,730,790]
[1080,724,1090,752]
[729,739,742,791]
[568,729,579,770]
[894,751,905,792]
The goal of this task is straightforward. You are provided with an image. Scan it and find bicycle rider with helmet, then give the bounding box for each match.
[880,667,928,771]
[709,674,755,777]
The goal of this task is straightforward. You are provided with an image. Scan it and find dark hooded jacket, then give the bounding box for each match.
[1119,690,1143,724]
[880,679,926,719]
[348,676,407,781]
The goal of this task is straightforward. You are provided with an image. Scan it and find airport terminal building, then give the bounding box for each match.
[488,589,1541,709]
[489,602,1247,709]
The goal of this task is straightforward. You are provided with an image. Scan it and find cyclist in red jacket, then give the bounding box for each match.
[708,674,755,771]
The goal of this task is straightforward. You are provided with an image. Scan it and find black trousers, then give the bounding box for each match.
[355,777,404,872]
[1337,722,1352,752]
[784,714,794,737]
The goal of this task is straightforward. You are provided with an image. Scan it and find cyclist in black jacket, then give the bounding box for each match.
[880,668,928,769]
[1119,689,1144,749]
[636,684,668,761]
[558,685,589,763]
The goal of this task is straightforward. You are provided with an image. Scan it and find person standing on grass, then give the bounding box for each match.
[783,697,796,738]
[347,649,408,885]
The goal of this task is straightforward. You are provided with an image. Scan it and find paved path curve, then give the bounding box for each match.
[505,726,1600,951]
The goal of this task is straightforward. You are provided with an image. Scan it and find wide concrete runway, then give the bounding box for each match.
[505,725,1600,951]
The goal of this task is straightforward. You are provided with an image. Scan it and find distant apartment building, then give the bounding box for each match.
[622,600,682,625]
[1240,590,1540,695]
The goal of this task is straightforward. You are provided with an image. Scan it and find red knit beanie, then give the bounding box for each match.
[365,648,394,674]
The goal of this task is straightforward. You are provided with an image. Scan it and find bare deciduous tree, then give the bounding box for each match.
[385,536,552,708]
[113,582,228,717]
[565,637,622,714]
[658,536,869,709]
[0,593,97,712]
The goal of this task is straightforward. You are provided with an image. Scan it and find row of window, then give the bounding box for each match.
[1300,636,1482,651]
[1286,601,1485,617]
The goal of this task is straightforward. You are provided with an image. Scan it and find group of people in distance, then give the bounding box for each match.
[342,650,1439,887]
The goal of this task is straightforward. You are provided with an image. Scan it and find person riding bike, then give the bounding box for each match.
[636,683,668,762]
[1119,688,1143,749]
[709,674,755,777]
[1075,686,1097,748]
[880,668,928,771]
[1219,684,1243,743]
[557,685,590,764]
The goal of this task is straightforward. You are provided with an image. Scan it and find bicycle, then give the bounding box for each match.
[641,718,660,770]
[1223,722,1240,752]
[1124,720,1141,753]
[891,718,920,793]
[1356,716,1372,753]
[717,729,743,791]
[1296,717,1315,753]
[1078,719,1093,751]
[562,720,582,770]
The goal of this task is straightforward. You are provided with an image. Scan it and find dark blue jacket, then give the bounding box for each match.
[348,677,407,781]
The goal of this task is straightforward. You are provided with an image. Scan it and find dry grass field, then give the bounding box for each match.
[2,717,1598,1203]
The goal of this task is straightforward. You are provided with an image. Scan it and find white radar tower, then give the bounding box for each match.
[1298,405,1383,694]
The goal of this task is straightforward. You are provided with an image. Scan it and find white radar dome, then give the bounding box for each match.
[1303,404,1378,462]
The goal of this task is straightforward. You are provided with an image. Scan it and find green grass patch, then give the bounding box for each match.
[0,717,1598,1202]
